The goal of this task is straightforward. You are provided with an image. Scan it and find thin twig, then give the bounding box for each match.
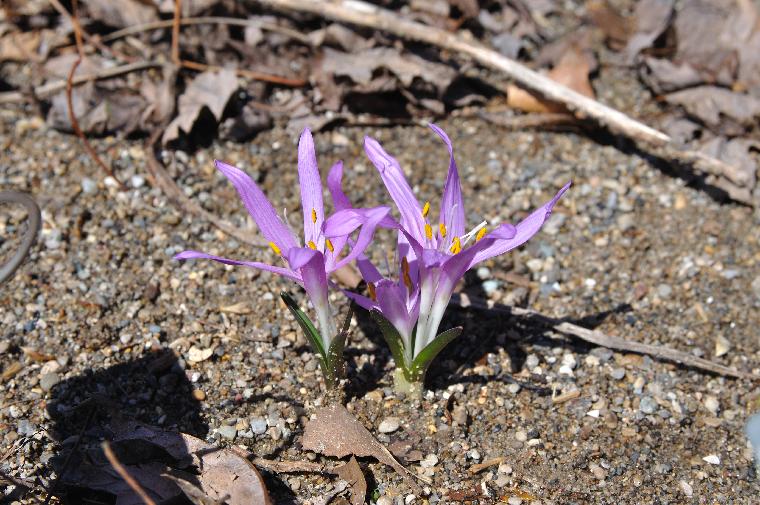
[451,293,758,381]
[101,441,158,505]
[171,0,182,65]
[0,61,162,104]
[179,59,306,87]
[256,0,753,203]
[144,128,266,248]
[65,0,125,189]
[99,16,312,45]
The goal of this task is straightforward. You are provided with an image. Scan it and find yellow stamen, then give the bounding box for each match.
[307,240,317,250]
[425,223,433,240]
[401,257,413,291]
[367,282,377,301]
[325,238,334,252]
[422,201,430,218]
[311,208,317,224]
[449,236,462,254]
[476,227,487,242]
[269,241,282,256]
[439,223,447,238]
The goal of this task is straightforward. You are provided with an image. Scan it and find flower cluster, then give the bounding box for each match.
[175,125,570,393]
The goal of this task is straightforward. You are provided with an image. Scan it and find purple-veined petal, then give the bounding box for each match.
[343,289,378,311]
[430,124,465,241]
[471,182,571,266]
[327,161,352,212]
[173,250,301,282]
[376,282,418,349]
[357,254,384,284]
[298,129,325,246]
[214,160,298,253]
[286,247,334,345]
[333,206,391,271]
[364,136,426,242]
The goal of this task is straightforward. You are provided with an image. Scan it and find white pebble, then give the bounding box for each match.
[702,454,720,465]
[378,417,401,433]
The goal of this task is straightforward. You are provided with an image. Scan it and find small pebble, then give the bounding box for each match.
[639,396,657,414]
[250,417,268,435]
[714,335,731,357]
[192,389,206,401]
[610,368,626,380]
[378,417,401,433]
[420,454,438,468]
[702,454,720,465]
[39,372,60,392]
[217,425,236,440]
[81,178,97,194]
[507,497,523,505]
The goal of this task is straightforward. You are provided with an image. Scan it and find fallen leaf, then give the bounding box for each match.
[622,0,674,63]
[665,86,760,130]
[335,456,367,505]
[163,68,239,144]
[302,404,422,490]
[507,42,596,113]
[0,30,48,62]
[47,83,147,135]
[84,0,159,29]
[219,301,254,315]
[586,1,631,50]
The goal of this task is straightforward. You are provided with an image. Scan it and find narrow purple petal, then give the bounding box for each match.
[173,250,301,282]
[298,129,325,245]
[364,136,426,242]
[214,160,298,253]
[333,207,391,271]
[286,247,333,342]
[356,254,384,284]
[471,182,571,265]
[343,289,377,311]
[376,282,418,345]
[429,124,465,240]
[327,161,352,212]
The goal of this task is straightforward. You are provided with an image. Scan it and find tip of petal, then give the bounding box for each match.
[173,250,201,261]
[428,123,451,145]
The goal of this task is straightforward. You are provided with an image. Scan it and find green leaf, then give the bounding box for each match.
[326,302,354,374]
[409,326,463,377]
[369,309,408,371]
[280,291,326,360]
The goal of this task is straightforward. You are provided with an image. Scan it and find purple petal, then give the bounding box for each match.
[430,124,465,240]
[173,250,301,282]
[333,207,391,271]
[343,289,377,311]
[298,129,325,245]
[364,136,426,242]
[327,161,352,212]
[356,254,384,284]
[214,160,298,253]
[471,182,571,265]
[376,282,418,344]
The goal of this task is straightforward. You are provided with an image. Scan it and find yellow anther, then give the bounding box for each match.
[325,238,334,252]
[422,201,431,218]
[476,227,487,242]
[439,223,447,238]
[449,236,462,254]
[367,282,377,301]
[425,223,433,240]
[311,208,317,224]
[269,241,282,256]
[401,257,413,291]
[307,240,317,250]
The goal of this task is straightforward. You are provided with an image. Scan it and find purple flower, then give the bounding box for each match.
[346,124,570,384]
[175,129,389,385]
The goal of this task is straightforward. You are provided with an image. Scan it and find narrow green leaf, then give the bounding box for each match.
[280,291,326,360]
[326,302,354,372]
[410,326,463,376]
[369,309,408,371]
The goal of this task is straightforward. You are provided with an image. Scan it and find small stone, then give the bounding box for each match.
[589,462,607,480]
[17,419,36,436]
[476,267,491,280]
[656,284,672,298]
[495,474,510,487]
[131,175,145,188]
[679,480,693,497]
[561,353,577,369]
[405,494,416,504]
[703,396,720,415]
[482,280,500,296]
[507,383,521,394]
[378,417,401,433]
[525,354,540,370]
[268,426,282,441]
[751,276,760,300]
[376,497,393,505]
[217,425,236,440]
[81,178,97,194]
[39,372,60,392]
[467,449,481,461]
[639,396,657,414]
[192,389,206,401]
[507,497,523,505]
[515,430,528,442]
[420,454,438,468]
[452,405,468,426]
[702,454,720,465]
[610,368,626,380]
[188,346,214,362]
[250,417,267,435]
[714,335,731,357]
[559,365,574,376]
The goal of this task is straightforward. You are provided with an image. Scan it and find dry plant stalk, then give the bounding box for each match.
[101,441,158,505]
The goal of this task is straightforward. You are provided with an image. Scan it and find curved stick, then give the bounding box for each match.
[0,191,42,284]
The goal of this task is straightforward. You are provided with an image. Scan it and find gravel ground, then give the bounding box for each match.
[2,66,760,504]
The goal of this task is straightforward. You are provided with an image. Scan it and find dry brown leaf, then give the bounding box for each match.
[665,86,760,129]
[21,347,54,362]
[163,68,239,144]
[507,44,596,113]
[622,0,674,63]
[0,30,42,62]
[84,0,159,29]
[219,301,254,315]
[302,404,422,491]
[586,1,631,50]
[335,456,367,505]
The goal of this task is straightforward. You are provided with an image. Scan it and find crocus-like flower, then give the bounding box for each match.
[345,124,570,391]
[175,129,390,388]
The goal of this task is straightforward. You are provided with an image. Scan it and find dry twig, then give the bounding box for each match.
[144,128,266,247]
[451,293,758,380]
[101,441,158,505]
[257,0,753,204]
[65,0,125,188]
